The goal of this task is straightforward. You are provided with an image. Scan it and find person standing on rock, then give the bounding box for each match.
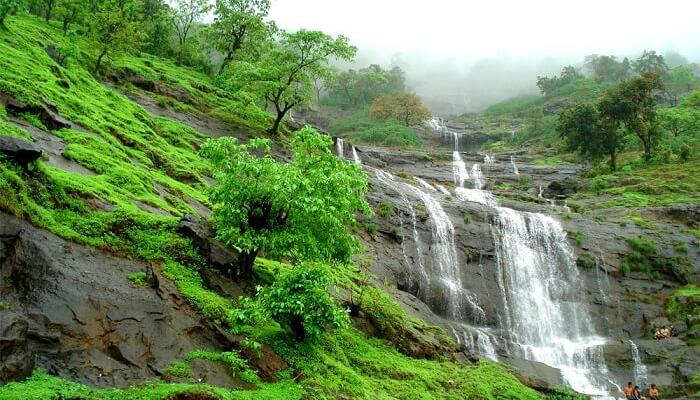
[648,384,660,400]
[634,385,646,400]
[624,382,635,399]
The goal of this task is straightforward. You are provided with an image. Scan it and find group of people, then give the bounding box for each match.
[624,382,660,400]
[653,324,676,340]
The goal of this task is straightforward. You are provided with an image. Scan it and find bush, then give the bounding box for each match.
[680,143,691,161]
[591,174,618,193]
[260,263,349,342]
[376,202,393,219]
[348,123,422,148]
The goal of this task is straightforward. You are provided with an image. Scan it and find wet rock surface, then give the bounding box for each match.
[0,212,241,387]
[0,135,41,167]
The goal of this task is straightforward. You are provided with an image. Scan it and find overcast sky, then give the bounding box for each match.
[268,0,700,113]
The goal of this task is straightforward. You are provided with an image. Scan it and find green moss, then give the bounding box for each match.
[667,284,700,322]
[164,361,192,379]
[126,271,147,286]
[0,370,303,400]
[376,202,393,219]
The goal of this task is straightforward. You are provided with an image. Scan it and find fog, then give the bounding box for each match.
[269,0,700,114]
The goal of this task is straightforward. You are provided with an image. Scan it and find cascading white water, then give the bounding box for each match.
[510,155,519,175]
[415,177,437,192]
[628,340,648,387]
[491,208,613,395]
[538,185,544,199]
[453,152,469,188]
[484,154,495,165]
[471,163,485,189]
[336,138,344,158]
[374,168,485,323]
[352,146,361,164]
[436,184,451,195]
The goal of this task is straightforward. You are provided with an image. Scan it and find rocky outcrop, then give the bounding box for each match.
[0,212,241,387]
[0,93,70,131]
[177,214,240,276]
[0,136,41,167]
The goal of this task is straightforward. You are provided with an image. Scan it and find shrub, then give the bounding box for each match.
[590,174,617,193]
[164,361,192,379]
[126,271,147,286]
[364,222,377,235]
[464,215,472,224]
[376,202,393,219]
[260,263,349,342]
[680,143,691,161]
[348,123,422,148]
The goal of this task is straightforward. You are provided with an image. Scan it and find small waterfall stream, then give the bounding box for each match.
[628,340,648,387]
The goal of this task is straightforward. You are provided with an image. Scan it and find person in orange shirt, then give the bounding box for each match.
[624,382,635,399]
[649,384,660,400]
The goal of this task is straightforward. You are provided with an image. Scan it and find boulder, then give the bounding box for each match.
[0,136,42,167]
[543,177,580,199]
[0,93,70,131]
[499,355,564,391]
[177,214,240,275]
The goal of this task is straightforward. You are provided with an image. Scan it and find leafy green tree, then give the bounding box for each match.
[87,0,143,72]
[665,66,699,106]
[657,107,700,137]
[260,262,349,342]
[138,0,174,56]
[40,0,57,22]
[634,50,668,78]
[536,66,584,95]
[584,55,631,82]
[0,0,24,27]
[228,30,356,133]
[557,102,626,170]
[170,0,211,61]
[600,72,665,160]
[209,0,271,75]
[200,126,370,278]
[370,92,431,126]
[55,0,86,33]
[326,64,406,107]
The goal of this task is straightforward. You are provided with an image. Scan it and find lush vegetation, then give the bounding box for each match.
[201,127,370,276]
[348,122,423,148]
[369,92,431,127]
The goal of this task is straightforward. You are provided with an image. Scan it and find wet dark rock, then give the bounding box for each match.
[0,212,241,388]
[543,177,580,199]
[500,356,564,392]
[0,92,71,131]
[177,214,240,275]
[0,135,41,167]
[543,99,570,116]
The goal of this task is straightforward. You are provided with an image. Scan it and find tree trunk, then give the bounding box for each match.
[609,150,617,171]
[290,315,306,342]
[218,53,233,75]
[269,110,285,134]
[238,249,258,281]
[94,48,108,73]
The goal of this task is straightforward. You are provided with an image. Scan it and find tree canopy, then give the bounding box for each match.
[226,29,356,133]
[325,64,406,108]
[369,92,431,127]
[200,127,370,277]
[87,0,143,72]
[209,0,272,74]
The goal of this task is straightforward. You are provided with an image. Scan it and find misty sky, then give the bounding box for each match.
[268,0,700,113]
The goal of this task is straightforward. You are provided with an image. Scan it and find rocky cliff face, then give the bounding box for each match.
[0,212,257,388]
[346,141,699,398]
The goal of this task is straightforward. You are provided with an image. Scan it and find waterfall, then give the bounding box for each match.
[336,138,344,158]
[491,208,612,395]
[453,152,469,188]
[373,168,485,323]
[510,155,519,175]
[415,177,437,192]
[628,340,648,387]
[471,164,485,189]
[352,146,361,164]
[484,154,495,165]
[436,184,451,196]
[538,185,544,199]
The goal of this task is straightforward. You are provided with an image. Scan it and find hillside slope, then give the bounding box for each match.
[0,15,556,400]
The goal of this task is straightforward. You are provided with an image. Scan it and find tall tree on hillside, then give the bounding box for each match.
[600,72,665,160]
[170,0,211,61]
[200,127,371,278]
[557,102,626,170]
[40,0,57,22]
[634,50,669,78]
[138,0,174,56]
[87,0,143,72]
[665,66,699,106]
[370,92,432,127]
[209,0,272,75]
[55,0,86,33]
[229,29,356,133]
[0,0,24,28]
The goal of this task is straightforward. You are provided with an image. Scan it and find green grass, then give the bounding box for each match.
[484,94,544,117]
[0,370,303,400]
[348,122,422,148]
